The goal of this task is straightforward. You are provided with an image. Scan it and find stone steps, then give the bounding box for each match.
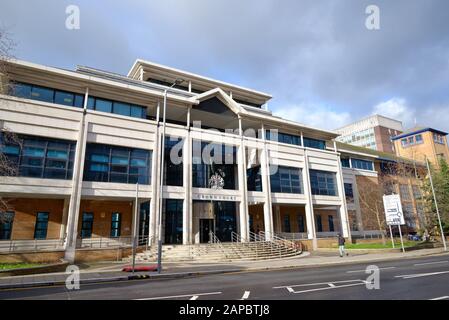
[125,241,302,263]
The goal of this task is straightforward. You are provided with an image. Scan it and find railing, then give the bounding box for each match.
[208,231,229,259]
[260,231,302,256]
[351,231,385,239]
[316,232,339,238]
[76,235,149,249]
[276,232,308,240]
[0,239,65,253]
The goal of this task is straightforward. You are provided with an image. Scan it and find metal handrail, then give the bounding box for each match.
[208,231,229,259]
[260,231,302,255]
[0,239,65,253]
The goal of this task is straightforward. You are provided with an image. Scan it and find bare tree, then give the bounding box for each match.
[0,26,18,224]
[357,175,387,245]
[0,26,15,95]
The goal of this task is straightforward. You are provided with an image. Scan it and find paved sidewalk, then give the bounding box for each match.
[0,248,447,290]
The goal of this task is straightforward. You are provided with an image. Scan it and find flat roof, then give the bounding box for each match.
[392,127,448,140]
[128,59,272,103]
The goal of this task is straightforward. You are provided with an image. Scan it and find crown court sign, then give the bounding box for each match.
[383,194,405,226]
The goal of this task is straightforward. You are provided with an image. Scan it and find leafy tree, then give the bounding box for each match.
[421,158,449,238]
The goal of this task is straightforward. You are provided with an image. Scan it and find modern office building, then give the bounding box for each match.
[392,127,449,167]
[0,59,355,262]
[335,114,403,153]
[335,142,425,236]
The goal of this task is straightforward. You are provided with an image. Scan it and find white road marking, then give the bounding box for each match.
[240,291,250,300]
[274,279,366,289]
[346,267,396,273]
[395,270,449,279]
[414,260,448,267]
[274,280,368,294]
[430,296,449,300]
[190,296,199,300]
[136,291,222,300]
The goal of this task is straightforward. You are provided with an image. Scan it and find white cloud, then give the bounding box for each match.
[372,98,416,128]
[273,104,352,131]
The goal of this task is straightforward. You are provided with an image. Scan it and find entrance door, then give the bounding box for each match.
[200,219,214,243]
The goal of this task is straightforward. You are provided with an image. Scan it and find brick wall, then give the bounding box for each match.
[5,198,65,240]
[78,200,134,238]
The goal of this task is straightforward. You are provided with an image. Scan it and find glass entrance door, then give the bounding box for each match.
[200,219,214,243]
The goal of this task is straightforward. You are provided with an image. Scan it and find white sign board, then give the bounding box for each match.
[383,194,405,226]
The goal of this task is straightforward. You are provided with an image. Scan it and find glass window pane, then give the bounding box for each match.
[113,102,130,116]
[31,86,54,103]
[13,83,32,98]
[91,154,109,163]
[1,145,20,155]
[131,105,145,118]
[47,149,69,159]
[95,99,112,113]
[111,156,129,165]
[54,91,75,106]
[23,146,45,157]
[87,97,95,109]
[74,94,84,108]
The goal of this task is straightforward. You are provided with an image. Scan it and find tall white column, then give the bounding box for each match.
[149,102,161,245]
[260,124,274,241]
[303,150,318,250]
[237,117,249,241]
[336,153,351,240]
[182,107,192,244]
[64,88,89,262]
[59,197,70,239]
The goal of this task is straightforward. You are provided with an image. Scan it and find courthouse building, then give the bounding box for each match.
[0,59,357,262]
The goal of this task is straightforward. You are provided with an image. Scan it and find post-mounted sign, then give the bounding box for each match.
[383,194,405,226]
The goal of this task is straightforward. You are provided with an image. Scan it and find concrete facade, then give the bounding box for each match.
[0,59,350,262]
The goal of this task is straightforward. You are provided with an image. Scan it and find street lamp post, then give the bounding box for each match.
[425,157,447,251]
[157,79,184,274]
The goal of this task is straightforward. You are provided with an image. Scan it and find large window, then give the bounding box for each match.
[433,133,445,144]
[341,158,350,168]
[164,199,183,244]
[344,183,354,202]
[316,215,323,232]
[270,166,303,194]
[303,137,326,150]
[11,82,84,108]
[87,96,146,119]
[412,185,422,200]
[81,212,94,238]
[247,166,262,192]
[110,213,121,238]
[310,170,337,196]
[297,215,305,233]
[283,215,291,233]
[266,131,301,146]
[0,134,76,180]
[192,140,237,190]
[351,159,374,171]
[0,211,14,240]
[328,215,335,232]
[34,212,49,239]
[164,137,184,187]
[84,143,151,184]
[400,184,411,200]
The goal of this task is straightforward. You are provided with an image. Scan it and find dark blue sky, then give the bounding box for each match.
[1,0,449,132]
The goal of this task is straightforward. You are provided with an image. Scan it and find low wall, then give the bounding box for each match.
[295,238,340,250]
[0,247,146,264]
[0,251,65,263]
